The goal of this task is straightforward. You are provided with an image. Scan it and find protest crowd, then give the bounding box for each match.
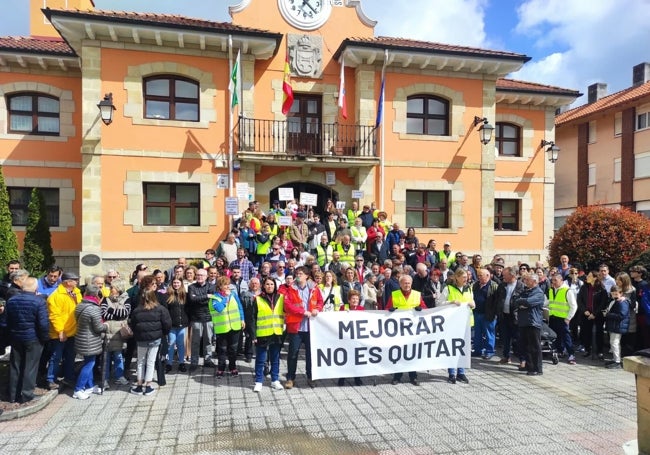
[1,198,649,404]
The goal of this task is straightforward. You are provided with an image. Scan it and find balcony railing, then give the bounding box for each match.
[237,117,377,158]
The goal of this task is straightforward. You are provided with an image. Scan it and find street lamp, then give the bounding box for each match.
[473,116,494,145]
[541,139,560,163]
[97,93,116,125]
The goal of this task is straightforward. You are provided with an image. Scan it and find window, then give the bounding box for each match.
[143,76,199,121]
[588,163,596,186]
[7,93,60,135]
[143,183,200,226]
[637,112,650,131]
[406,95,449,135]
[495,122,521,156]
[405,190,449,228]
[8,187,60,226]
[494,199,519,231]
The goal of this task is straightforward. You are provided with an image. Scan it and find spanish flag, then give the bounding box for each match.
[281,54,294,115]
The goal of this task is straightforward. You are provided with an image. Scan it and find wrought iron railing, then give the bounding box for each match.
[237,117,377,157]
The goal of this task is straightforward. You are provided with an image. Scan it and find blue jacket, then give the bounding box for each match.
[515,285,545,329]
[605,298,630,334]
[5,291,49,343]
[37,276,60,297]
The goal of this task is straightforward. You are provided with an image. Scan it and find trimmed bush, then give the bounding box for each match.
[0,166,20,273]
[549,206,650,273]
[23,188,54,275]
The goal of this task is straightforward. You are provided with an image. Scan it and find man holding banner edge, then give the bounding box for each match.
[386,274,427,386]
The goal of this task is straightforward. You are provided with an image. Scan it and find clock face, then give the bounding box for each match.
[278,0,333,31]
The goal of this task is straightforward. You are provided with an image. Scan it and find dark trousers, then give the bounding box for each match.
[549,316,574,356]
[287,331,312,381]
[520,326,542,373]
[499,313,524,361]
[9,339,43,403]
[216,330,241,372]
[580,312,604,354]
[123,337,136,375]
[393,371,417,381]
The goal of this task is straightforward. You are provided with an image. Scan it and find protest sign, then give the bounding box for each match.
[310,306,471,379]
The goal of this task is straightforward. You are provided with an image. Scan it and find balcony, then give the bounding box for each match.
[236,117,379,167]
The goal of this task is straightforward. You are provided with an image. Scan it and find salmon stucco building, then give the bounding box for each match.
[0,0,580,276]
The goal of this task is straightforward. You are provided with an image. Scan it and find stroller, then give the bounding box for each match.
[540,321,559,365]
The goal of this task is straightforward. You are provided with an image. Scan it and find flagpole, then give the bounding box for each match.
[379,50,388,209]
[228,35,234,201]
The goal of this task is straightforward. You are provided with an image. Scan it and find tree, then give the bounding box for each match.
[22,188,54,275]
[0,166,20,272]
[549,205,650,273]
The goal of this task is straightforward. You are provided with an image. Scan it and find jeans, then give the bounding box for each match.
[287,331,312,381]
[105,350,124,381]
[473,313,496,356]
[216,330,240,371]
[47,337,76,383]
[167,327,186,365]
[255,342,281,383]
[549,316,574,356]
[75,355,96,392]
[9,339,43,402]
[136,339,161,383]
[190,321,214,365]
[448,367,465,377]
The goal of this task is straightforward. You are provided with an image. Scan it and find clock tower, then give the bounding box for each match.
[277,0,333,31]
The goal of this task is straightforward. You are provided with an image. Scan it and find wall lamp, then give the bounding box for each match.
[473,116,494,145]
[541,139,560,163]
[97,93,116,125]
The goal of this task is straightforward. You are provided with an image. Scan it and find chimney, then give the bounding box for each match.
[587,83,607,104]
[633,62,650,87]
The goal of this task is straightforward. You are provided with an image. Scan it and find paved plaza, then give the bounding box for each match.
[0,353,638,454]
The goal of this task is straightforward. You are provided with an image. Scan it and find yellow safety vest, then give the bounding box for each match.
[447,285,474,326]
[439,250,456,265]
[547,287,569,319]
[256,234,274,255]
[316,244,333,267]
[391,289,422,309]
[335,243,356,265]
[209,293,242,334]
[255,294,284,337]
[320,284,343,310]
[350,225,367,249]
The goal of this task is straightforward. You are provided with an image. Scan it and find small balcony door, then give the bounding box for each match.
[287,94,322,155]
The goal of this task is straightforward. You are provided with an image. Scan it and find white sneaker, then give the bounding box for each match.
[85,385,102,395]
[72,390,90,400]
[103,380,110,390]
[253,382,263,392]
[115,377,129,386]
[270,380,284,390]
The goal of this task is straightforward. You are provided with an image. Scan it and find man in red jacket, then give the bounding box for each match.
[283,266,323,389]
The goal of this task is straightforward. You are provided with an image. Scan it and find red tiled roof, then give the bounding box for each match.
[497,78,581,97]
[341,36,530,61]
[556,81,650,125]
[43,8,279,36]
[0,36,75,56]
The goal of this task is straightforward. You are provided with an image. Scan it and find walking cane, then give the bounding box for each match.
[99,333,107,395]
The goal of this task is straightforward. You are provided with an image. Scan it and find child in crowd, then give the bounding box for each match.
[604,285,631,369]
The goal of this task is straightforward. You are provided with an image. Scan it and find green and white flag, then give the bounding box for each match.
[229,49,241,111]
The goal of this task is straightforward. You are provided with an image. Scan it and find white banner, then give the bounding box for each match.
[310,306,471,380]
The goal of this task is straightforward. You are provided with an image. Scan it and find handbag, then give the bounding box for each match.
[119,322,133,338]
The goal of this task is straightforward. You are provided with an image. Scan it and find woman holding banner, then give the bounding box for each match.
[438,269,474,384]
[337,290,365,386]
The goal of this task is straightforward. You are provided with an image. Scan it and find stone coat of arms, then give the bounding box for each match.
[288,34,323,78]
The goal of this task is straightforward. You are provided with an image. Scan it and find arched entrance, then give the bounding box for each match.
[269,181,338,218]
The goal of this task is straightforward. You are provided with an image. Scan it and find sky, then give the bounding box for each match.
[2,0,649,105]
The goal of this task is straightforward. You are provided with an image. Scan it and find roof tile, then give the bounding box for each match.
[497,78,581,96]
[0,36,75,56]
[556,81,650,125]
[346,36,529,60]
